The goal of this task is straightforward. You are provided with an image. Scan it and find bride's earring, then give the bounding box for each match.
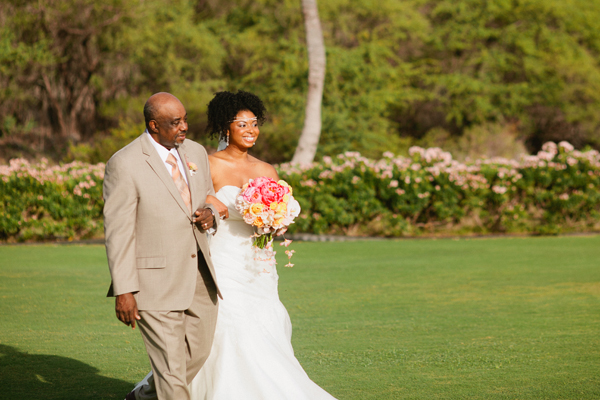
[226,134,229,147]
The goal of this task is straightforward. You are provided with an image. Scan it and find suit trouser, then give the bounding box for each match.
[135,260,218,400]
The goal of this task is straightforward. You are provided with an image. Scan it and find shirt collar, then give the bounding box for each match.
[146,130,179,162]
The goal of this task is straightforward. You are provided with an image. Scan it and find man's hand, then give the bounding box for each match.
[115,293,141,329]
[193,208,215,231]
[206,195,229,220]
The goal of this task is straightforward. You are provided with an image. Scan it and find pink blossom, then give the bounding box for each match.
[242,186,262,203]
[243,212,255,225]
[409,146,425,157]
[319,170,334,179]
[541,142,558,155]
[558,141,574,152]
[492,185,507,194]
[280,239,293,247]
[254,180,288,206]
[380,170,393,179]
[537,151,554,161]
[250,176,272,188]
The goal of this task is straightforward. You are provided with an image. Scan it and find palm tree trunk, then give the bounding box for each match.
[291,0,326,165]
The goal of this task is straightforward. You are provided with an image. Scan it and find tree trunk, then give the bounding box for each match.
[291,0,326,165]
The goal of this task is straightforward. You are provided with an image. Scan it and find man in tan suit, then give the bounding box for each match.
[104,93,223,400]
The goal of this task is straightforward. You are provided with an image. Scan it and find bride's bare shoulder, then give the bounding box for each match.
[250,156,279,180]
[209,151,228,163]
[209,152,233,171]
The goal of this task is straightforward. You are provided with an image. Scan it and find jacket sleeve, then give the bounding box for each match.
[103,156,139,296]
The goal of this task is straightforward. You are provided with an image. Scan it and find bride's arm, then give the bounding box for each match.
[206,195,229,220]
[205,155,229,219]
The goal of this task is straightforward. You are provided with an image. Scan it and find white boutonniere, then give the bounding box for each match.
[187,161,198,176]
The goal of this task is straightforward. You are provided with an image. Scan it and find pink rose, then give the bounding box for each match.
[259,180,284,205]
[277,182,290,198]
[242,186,262,203]
[251,176,272,189]
[271,186,288,203]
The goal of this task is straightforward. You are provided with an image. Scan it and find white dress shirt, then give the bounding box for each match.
[146,130,188,185]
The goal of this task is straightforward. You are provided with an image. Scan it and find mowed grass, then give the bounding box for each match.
[0,236,599,399]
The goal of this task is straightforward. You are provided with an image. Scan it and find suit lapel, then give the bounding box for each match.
[141,133,192,219]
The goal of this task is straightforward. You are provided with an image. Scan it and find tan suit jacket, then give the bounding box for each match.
[104,133,221,310]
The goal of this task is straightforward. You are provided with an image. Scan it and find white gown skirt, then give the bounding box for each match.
[188,186,336,400]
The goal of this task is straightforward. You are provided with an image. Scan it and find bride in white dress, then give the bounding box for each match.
[190,183,335,399]
[191,91,336,399]
[129,91,336,400]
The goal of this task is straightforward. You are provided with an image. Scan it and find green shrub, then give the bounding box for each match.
[278,142,600,236]
[1,142,598,241]
[0,158,104,242]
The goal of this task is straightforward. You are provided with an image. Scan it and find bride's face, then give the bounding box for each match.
[228,110,259,149]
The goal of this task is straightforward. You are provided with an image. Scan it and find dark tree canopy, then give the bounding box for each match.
[1,0,599,163]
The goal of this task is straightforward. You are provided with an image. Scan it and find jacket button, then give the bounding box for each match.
[191,254,196,258]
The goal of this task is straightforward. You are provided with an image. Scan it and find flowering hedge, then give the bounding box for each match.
[278,142,600,236]
[1,141,599,242]
[0,159,105,241]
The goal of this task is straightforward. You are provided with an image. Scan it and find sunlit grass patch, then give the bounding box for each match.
[1,236,599,399]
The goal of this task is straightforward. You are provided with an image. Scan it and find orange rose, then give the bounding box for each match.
[254,217,265,228]
[250,203,265,215]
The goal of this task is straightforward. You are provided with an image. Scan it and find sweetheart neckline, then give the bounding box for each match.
[216,185,242,194]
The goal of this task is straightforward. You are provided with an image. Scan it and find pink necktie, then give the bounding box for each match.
[166,153,192,214]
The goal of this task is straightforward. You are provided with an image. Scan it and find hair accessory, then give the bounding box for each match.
[232,117,257,123]
[217,132,229,151]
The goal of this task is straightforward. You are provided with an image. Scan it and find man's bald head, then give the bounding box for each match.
[144,92,183,130]
[144,92,188,149]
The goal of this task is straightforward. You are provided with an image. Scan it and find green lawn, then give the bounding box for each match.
[1,236,599,399]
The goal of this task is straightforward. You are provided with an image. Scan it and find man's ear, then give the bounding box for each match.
[149,120,158,134]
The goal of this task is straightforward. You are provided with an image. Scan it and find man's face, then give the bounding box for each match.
[149,98,188,149]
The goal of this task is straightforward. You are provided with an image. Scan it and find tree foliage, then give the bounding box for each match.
[0,0,134,156]
[1,0,599,164]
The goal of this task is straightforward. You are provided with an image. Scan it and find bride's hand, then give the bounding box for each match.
[206,195,229,220]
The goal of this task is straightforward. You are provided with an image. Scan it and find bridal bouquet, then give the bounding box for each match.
[235,177,301,267]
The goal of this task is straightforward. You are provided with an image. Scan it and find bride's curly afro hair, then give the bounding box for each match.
[206,90,267,139]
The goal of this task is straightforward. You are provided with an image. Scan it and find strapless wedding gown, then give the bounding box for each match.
[187,186,336,400]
